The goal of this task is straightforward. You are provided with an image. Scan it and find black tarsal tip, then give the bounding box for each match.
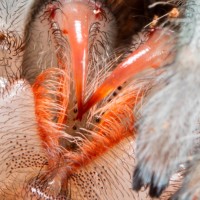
[149,184,167,198]
[149,174,168,198]
[132,166,145,191]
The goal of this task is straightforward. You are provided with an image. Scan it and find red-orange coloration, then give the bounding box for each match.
[32,1,176,193]
[54,1,97,115]
[56,58,69,125]
[47,4,57,20]
[65,88,142,174]
[80,29,174,118]
[32,68,68,167]
[33,27,175,183]
[0,0,181,199]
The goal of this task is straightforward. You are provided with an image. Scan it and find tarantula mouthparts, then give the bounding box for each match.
[0,0,199,199]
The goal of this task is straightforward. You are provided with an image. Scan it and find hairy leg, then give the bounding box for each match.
[133,0,200,198]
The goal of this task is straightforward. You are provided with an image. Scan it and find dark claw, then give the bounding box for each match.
[133,165,169,197]
[149,183,167,198]
[149,173,169,198]
[132,166,145,191]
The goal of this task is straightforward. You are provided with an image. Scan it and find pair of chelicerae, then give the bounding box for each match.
[0,0,199,199]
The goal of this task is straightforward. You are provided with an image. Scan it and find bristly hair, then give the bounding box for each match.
[133,0,200,198]
[0,0,188,199]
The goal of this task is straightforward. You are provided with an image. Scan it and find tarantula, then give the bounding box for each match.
[0,0,198,199]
